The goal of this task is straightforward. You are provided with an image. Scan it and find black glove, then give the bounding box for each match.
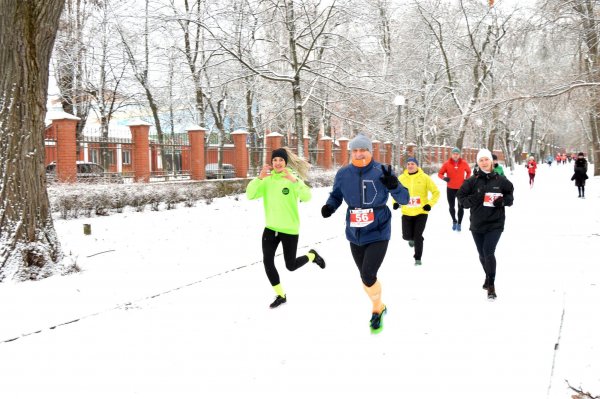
[493,197,504,207]
[321,204,334,218]
[380,165,398,190]
[393,202,400,210]
[443,177,450,182]
[423,204,431,211]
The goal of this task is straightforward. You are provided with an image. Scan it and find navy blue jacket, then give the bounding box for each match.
[325,161,409,245]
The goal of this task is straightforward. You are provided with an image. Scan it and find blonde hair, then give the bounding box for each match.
[279,147,310,181]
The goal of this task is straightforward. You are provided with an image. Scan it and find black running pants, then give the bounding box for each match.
[402,214,428,261]
[447,188,464,224]
[471,230,503,285]
[349,240,389,287]
[262,228,309,286]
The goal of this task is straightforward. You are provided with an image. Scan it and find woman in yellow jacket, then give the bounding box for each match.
[393,157,440,265]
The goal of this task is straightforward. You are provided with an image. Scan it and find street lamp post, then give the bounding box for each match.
[394,95,405,171]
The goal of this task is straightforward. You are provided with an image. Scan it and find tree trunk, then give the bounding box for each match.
[577,0,600,175]
[292,77,305,158]
[285,0,305,158]
[144,86,168,172]
[0,0,71,281]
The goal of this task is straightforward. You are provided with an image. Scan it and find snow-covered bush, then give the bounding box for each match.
[94,190,112,216]
[111,190,130,213]
[306,169,335,188]
[182,186,201,207]
[130,185,148,212]
[46,168,337,220]
[164,186,182,210]
[147,188,164,211]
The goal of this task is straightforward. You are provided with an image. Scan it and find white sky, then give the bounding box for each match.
[0,161,598,399]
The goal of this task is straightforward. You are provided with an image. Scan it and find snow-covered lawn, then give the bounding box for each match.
[0,162,598,399]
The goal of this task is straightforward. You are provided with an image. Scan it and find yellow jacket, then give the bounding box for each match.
[397,168,440,216]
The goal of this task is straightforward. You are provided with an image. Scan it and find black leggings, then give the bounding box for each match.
[447,188,464,224]
[350,240,389,287]
[402,214,428,261]
[262,228,309,286]
[529,173,535,185]
[578,186,585,197]
[471,230,502,285]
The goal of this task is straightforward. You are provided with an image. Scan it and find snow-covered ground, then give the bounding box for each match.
[0,161,598,399]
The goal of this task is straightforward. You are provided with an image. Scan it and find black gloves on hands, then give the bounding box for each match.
[493,197,504,207]
[423,204,432,211]
[443,177,450,182]
[393,202,400,210]
[321,204,334,218]
[380,165,399,190]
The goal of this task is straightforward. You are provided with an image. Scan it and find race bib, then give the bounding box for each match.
[484,193,503,207]
[350,208,374,227]
[407,196,421,208]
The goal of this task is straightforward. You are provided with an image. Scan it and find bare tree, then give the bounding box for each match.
[85,0,131,170]
[115,0,169,171]
[417,0,510,149]
[573,0,600,174]
[53,0,97,142]
[196,0,343,157]
[0,0,73,281]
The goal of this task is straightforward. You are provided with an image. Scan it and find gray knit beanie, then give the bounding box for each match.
[348,134,373,152]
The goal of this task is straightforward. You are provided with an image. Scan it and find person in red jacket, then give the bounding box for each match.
[438,147,472,231]
[526,155,537,187]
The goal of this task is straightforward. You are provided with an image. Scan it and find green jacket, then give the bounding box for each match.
[494,164,505,176]
[246,168,311,235]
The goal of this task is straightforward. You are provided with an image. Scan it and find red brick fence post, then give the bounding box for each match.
[384,142,393,166]
[338,137,349,166]
[231,129,249,178]
[51,112,80,183]
[187,126,206,180]
[319,136,333,169]
[127,119,151,183]
[266,132,283,158]
[372,140,381,163]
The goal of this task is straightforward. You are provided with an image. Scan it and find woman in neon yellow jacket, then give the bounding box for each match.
[393,157,440,265]
[246,147,326,309]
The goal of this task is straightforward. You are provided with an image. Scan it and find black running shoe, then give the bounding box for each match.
[269,295,287,308]
[309,249,326,269]
[487,285,497,301]
[370,306,388,334]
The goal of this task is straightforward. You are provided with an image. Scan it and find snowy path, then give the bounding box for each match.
[0,162,598,399]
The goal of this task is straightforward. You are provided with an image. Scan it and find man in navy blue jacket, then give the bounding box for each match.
[321,134,409,333]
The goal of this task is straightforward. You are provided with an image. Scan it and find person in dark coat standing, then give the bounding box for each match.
[457,149,514,301]
[571,152,589,198]
[321,134,409,334]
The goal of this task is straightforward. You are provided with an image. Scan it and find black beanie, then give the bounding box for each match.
[271,148,288,164]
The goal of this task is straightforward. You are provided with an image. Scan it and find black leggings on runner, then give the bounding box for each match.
[262,228,309,286]
[529,173,535,185]
[350,240,389,287]
[447,188,464,224]
[402,214,428,261]
[471,230,502,285]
